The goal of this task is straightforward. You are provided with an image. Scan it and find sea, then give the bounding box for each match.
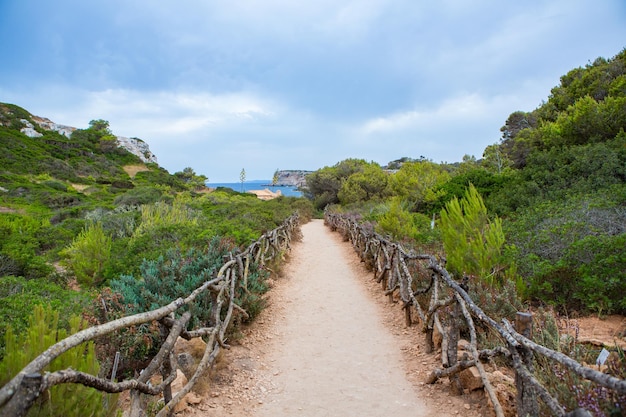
[206,180,303,197]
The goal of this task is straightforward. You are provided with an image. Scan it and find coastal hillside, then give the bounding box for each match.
[0,102,312,363]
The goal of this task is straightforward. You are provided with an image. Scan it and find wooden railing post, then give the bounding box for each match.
[324,212,626,417]
[0,374,43,417]
[515,312,538,417]
[160,322,174,417]
[447,299,462,394]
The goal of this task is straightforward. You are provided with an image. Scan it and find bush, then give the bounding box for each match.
[0,276,93,359]
[110,241,230,328]
[113,186,163,206]
[60,222,112,287]
[106,239,236,369]
[374,198,418,240]
[569,234,626,314]
[507,191,626,314]
[0,214,55,279]
[0,305,116,417]
[439,184,509,286]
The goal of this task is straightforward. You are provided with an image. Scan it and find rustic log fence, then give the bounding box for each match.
[325,211,625,417]
[0,213,301,417]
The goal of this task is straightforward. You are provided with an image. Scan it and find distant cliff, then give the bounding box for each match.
[19,115,158,164]
[274,170,313,187]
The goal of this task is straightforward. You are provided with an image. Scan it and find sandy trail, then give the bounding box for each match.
[254,219,428,417]
[183,219,484,417]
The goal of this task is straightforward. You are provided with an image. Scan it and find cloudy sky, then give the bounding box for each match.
[1,1,624,182]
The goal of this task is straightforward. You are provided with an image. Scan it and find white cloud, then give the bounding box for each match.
[30,88,281,140]
[2,0,624,181]
[359,93,493,135]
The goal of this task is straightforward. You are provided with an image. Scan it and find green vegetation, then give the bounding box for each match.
[306,48,626,315]
[60,222,112,287]
[0,102,312,375]
[1,45,625,413]
[0,305,116,417]
[439,184,507,287]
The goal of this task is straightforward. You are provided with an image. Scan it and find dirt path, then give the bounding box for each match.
[183,220,485,416]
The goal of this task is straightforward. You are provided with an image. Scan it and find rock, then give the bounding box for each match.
[174,337,208,380]
[459,366,483,391]
[170,369,204,413]
[20,119,42,138]
[177,352,196,380]
[186,392,203,405]
[115,136,158,164]
[32,116,76,137]
[487,371,517,417]
[490,370,514,385]
[28,114,158,164]
[175,336,208,358]
[458,339,470,351]
[171,369,188,394]
[273,170,313,187]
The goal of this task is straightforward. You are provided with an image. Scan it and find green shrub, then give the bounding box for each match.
[60,222,112,287]
[134,199,199,236]
[0,276,93,359]
[106,240,234,367]
[569,234,626,314]
[113,186,163,206]
[110,239,232,328]
[374,198,418,240]
[42,180,68,192]
[0,214,54,279]
[0,305,115,417]
[439,184,509,286]
[506,190,626,314]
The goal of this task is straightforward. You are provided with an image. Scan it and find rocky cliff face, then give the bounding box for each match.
[275,170,313,187]
[31,116,77,138]
[20,116,158,164]
[115,135,158,164]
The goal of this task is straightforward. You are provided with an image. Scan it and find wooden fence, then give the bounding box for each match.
[0,213,301,417]
[325,211,625,417]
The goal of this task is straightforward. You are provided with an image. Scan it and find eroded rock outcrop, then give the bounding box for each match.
[22,115,158,164]
[32,116,76,138]
[274,170,312,187]
[115,135,158,164]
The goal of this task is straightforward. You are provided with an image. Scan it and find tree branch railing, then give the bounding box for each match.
[325,211,625,417]
[0,213,301,417]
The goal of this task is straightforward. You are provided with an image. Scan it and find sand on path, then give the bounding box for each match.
[183,219,484,417]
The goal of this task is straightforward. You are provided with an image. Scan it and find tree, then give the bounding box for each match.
[305,159,370,209]
[88,119,111,135]
[389,161,450,211]
[482,144,511,174]
[174,167,208,190]
[272,169,280,186]
[337,163,390,205]
[240,168,246,192]
[439,184,506,286]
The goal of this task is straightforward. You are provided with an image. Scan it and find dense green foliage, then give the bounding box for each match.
[0,305,115,417]
[0,276,92,359]
[103,237,272,370]
[0,103,312,364]
[439,185,508,286]
[306,48,626,314]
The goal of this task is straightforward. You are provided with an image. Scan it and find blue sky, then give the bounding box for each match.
[1,1,624,182]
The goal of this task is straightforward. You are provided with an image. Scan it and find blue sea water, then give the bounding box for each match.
[206,180,303,197]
